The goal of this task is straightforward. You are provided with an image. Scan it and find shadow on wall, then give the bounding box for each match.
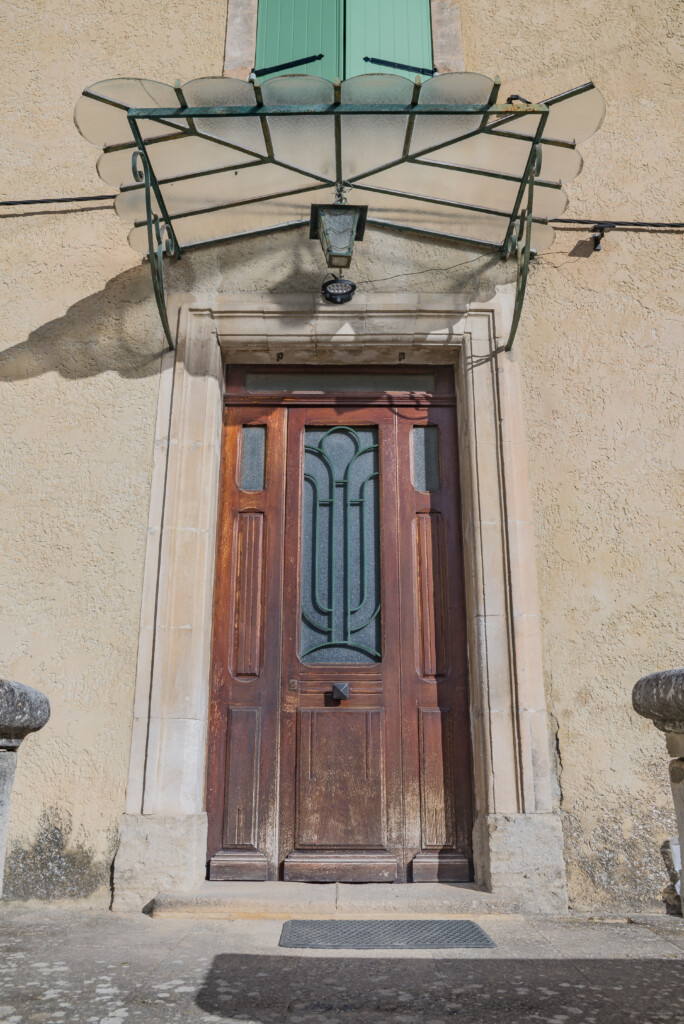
[0,262,166,383]
[0,231,504,383]
[195,953,684,1022]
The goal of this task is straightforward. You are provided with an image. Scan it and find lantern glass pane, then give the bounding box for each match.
[319,207,358,257]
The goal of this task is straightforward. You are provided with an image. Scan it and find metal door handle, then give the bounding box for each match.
[331,683,349,701]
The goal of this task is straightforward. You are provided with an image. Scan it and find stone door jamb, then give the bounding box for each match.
[113,290,567,913]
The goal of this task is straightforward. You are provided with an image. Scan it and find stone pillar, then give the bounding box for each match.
[0,679,51,897]
[633,667,684,903]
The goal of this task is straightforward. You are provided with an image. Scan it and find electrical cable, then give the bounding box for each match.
[550,218,684,228]
[0,195,115,206]
[1,196,683,230]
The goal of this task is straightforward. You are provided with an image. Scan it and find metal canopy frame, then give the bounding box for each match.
[91,79,596,351]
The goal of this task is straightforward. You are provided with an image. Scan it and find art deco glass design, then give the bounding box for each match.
[300,426,381,664]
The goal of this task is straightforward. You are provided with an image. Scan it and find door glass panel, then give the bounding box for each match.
[245,372,435,394]
[412,425,440,491]
[301,426,381,663]
[239,425,266,491]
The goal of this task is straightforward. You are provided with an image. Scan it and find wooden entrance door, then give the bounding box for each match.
[206,368,472,883]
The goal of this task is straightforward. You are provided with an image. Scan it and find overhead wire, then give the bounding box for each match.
[1,196,683,230]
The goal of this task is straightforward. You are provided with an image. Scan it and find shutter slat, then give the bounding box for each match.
[255,0,343,82]
[345,0,433,81]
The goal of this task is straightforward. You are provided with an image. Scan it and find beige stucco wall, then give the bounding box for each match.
[0,0,682,908]
[460,0,684,908]
[0,0,230,901]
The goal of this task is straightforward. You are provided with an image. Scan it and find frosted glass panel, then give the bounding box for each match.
[74,78,187,148]
[98,135,256,188]
[245,372,435,393]
[358,164,568,219]
[263,76,336,178]
[411,73,494,156]
[413,426,440,492]
[301,426,381,664]
[240,426,266,491]
[116,164,318,222]
[421,135,583,185]
[495,86,605,144]
[340,74,413,180]
[127,188,321,252]
[182,78,268,156]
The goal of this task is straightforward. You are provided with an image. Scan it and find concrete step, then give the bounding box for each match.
[148,881,522,919]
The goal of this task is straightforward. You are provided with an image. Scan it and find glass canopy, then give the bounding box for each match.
[74,72,605,348]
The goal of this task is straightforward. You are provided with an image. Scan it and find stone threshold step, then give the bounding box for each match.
[146,882,522,919]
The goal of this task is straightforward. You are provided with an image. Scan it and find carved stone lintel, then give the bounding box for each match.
[0,678,51,751]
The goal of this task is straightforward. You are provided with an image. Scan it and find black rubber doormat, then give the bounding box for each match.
[279,919,496,949]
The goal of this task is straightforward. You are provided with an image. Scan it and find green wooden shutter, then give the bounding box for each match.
[254,0,343,82]
[345,0,433,81]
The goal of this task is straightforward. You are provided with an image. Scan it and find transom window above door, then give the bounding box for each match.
[254,0,434,82]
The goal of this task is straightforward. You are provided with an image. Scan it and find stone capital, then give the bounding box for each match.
[0,679,50,750]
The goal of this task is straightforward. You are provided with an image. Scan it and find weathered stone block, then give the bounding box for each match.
[112,813,208,912]
[473,812,568,914]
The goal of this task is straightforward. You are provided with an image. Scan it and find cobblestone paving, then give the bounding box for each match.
[1,907,684,1023]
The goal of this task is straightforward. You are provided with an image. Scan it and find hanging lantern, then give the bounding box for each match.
[309,203,368,269]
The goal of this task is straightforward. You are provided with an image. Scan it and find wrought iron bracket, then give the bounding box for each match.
[112,87,597,353]
[131,148,178,350]
[504,145,539,352]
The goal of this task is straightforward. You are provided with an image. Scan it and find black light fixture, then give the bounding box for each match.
[321,275,356,304]
[310,202,367,269]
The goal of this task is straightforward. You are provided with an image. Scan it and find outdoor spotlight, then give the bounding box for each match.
[310,203,368,269]
[322,276,356,304]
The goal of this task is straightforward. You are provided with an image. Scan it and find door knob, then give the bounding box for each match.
[331,682,349,701]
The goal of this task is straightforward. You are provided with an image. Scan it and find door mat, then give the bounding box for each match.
[279,919,496,949]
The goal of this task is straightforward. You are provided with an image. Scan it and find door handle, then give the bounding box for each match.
[331,683,349,702]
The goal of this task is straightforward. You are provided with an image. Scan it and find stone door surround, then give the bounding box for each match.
[112,290,567,913]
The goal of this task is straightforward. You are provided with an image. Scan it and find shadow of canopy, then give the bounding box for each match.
[0,229,504,383]
[195,952,684,1023]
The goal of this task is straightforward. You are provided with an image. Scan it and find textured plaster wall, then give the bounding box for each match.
[0,0,229,903]
[460,0,684,909]
[0,0,682,909]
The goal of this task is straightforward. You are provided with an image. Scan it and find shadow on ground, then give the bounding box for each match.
[196,953,684,1023]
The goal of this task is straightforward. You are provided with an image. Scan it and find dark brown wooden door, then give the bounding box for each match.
[207,369,472,883]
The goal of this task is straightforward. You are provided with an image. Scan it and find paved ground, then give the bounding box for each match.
[2,906,684,1023]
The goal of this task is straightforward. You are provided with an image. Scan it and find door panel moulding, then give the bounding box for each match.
[112,291,567,914]
[223,0,464,80]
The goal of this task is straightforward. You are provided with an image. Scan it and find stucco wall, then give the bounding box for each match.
[0,0,230,902]
[1,0,682,909]
[460,0,684,908]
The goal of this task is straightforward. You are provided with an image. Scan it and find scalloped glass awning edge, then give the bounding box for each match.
[73,72,605,349]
